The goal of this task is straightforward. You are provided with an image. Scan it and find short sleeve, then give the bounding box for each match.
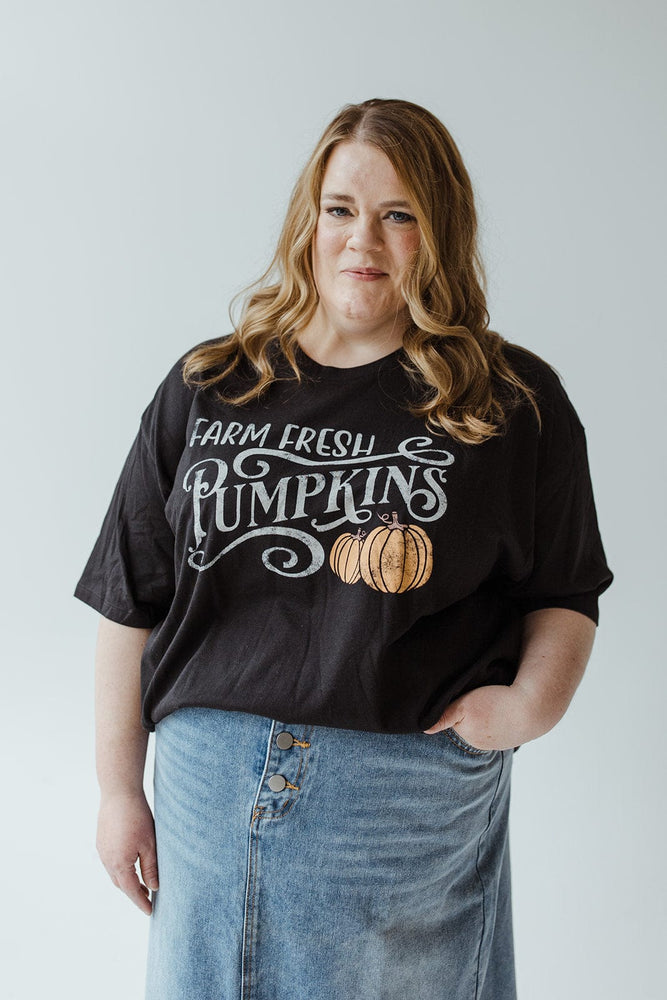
[503,356,613,624]
[74,356,194,627]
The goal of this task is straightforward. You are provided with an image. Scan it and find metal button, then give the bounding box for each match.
[268,774,287,792]
[276,731,294,750]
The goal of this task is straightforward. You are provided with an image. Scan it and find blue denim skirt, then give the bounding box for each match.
[145,707,515,1000]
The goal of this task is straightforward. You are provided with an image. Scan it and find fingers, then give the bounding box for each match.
[105,837,159,915]
[423,704,465,735]
[96,793,159,915]
[139,843,159,894]
[113,861,154,916]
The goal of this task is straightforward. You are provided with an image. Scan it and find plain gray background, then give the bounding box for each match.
[2,1,665,997]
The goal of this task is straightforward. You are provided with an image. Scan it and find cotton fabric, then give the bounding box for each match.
[74,339,612,735]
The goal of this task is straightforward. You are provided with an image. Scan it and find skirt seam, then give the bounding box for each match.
[473,749,507,999]
[241,721,277,1000]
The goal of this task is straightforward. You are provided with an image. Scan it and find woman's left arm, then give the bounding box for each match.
[423,607,597,750]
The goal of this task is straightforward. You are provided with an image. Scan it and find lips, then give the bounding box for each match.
[344,267,386,275]
[342,267,388,281]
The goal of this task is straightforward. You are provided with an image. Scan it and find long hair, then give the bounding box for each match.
[183,98,539,443]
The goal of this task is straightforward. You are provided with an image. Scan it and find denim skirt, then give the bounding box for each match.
[145,707,515,1000]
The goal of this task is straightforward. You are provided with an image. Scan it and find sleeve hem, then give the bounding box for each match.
[514,593,601,625]
[73,582,162,629]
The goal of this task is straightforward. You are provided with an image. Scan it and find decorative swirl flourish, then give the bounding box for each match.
[396,437,455,466]
[187,526,324,578]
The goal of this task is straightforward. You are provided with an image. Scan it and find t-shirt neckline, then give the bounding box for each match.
[294,344,405,381]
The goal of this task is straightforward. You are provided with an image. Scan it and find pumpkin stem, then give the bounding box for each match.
[352,529,366,540]
[379,511,406,532]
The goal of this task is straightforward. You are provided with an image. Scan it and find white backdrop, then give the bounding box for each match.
[2,1,665,997]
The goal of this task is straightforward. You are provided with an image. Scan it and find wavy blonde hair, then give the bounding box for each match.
[183,98,539,443]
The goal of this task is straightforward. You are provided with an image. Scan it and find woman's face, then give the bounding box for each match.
[310,140,421,343]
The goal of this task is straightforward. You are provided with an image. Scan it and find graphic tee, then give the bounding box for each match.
[74,340,613,733]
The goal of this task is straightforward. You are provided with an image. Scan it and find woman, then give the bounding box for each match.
[75,98,612,999]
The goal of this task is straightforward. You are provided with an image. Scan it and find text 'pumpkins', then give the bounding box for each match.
[330,512,433,593]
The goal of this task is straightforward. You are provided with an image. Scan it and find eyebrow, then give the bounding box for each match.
[321,192,413,209]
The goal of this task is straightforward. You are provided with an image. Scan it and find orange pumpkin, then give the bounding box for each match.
[329,529,366,584]
[359,511,433,593]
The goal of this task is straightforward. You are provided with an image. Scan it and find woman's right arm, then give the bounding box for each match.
[94,616,158,915]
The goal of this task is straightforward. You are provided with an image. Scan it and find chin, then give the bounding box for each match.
[341,312,394,330]
[339,298,399,324]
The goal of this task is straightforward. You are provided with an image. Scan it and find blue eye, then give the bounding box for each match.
[322,206,415,224]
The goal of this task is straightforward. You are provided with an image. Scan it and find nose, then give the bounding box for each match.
[346,215,382,253]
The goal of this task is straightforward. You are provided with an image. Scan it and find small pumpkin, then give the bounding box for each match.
[329,529,366,584]
[359,511,433,593]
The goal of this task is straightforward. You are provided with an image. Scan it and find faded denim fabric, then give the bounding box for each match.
[146,707,515,1000]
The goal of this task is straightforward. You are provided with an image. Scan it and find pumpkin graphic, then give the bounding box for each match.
[329,529,366,584]
[359,511,433,593]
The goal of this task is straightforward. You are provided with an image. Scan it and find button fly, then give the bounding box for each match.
[276,731,294,750]
[268,774,287,792]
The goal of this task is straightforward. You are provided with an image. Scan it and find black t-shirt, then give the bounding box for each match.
[74,340,613,733]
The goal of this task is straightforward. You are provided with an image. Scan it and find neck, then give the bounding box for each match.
[296,311,407,369]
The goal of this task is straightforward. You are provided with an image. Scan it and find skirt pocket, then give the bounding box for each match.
[443,726,498,757]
